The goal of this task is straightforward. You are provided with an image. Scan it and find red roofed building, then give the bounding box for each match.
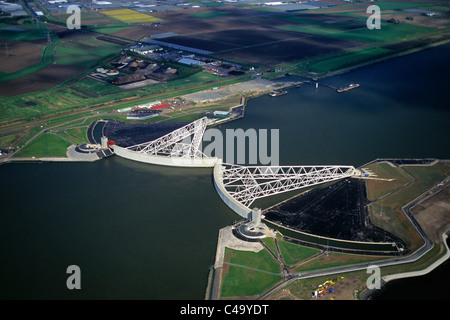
[151,103,171,110]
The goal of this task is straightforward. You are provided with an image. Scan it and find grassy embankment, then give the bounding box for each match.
[365,161,450,251]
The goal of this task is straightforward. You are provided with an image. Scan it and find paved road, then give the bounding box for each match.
[258,178,449,300]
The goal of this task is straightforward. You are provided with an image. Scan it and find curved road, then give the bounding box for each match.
[258,178,449,300]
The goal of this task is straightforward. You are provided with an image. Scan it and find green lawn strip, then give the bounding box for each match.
[220,247,282,298]
[54,38,124,66]
[13,132,71,158]
[71,77,122,96]
[54,130,80,145]
[88,25,135,34]
[64,126,89,144]
[330,23,435,43]
[277,240,321,266]
[160,113,202,123]
[261,237,277,254]
[0,25,48,41]
[293,251,387,273]
[307,47,393,74]
[281,20,435,43]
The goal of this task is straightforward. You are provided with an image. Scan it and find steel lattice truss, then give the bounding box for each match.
[221,163,358,208]
[126,117,208,158]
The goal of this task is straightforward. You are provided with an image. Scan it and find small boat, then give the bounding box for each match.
[337,83,360,93]
[269,90,287,97]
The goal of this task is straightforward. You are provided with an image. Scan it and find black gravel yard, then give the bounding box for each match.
[264,178,403,244]
[103,120,189,148]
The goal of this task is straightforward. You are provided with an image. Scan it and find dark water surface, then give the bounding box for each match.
[0,44,449,299]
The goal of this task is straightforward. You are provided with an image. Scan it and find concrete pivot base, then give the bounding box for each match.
[237,222,268,240]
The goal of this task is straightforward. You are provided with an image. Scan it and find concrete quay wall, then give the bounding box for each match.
[112,145,219,167]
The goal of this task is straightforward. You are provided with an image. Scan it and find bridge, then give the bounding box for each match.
[109,117,361,220]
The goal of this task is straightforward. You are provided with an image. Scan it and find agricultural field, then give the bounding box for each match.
[152,2,449,71]
[102,9,162,24]
[51,8,120,26]
[0,39,44,73]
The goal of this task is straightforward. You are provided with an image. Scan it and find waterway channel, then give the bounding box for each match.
[0,44,449,299]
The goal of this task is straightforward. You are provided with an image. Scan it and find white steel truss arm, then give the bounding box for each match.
[221,164,359,207]
[126,117,208,158]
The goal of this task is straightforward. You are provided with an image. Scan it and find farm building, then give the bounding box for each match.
[112,74,146,85]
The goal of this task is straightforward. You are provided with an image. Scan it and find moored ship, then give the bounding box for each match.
[337,83,359,93]
[269,90,287,97]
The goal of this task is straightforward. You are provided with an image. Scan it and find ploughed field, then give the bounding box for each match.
[152,10,366,66]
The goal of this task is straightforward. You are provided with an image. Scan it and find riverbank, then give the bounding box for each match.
[362,232,450,300]
[301,38,450,81]
[0,76,300,162]
[1,144,105,164]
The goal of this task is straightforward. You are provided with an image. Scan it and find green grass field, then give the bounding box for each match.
[306,47,394,73]
[278,240,321,266]
[54,38,124,66]
[220,247,282,298]
[0,23,48,41]
[13,133,71,158]
[281,22,434,43]
[71,77,122,95]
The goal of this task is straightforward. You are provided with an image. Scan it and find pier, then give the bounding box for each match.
[315,82,360,93]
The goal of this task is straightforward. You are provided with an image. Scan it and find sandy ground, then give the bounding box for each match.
[181,78,290,104]
[268,277,364,300]
[412,185,450,244]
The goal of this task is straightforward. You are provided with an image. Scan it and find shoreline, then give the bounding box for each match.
[362,232,449,300]
[302,39,450,81]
